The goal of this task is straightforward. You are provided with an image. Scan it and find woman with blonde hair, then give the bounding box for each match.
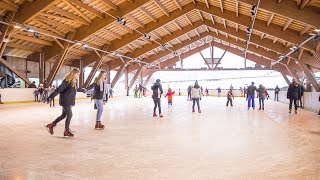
[45,69,85,137]
[87,71,108,129]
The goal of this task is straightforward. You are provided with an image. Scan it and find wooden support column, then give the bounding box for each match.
[214,50,227,69]
[128,66,142,90]
[140,70,143,86]
[106,64,111,84]
[199,52,211,69]
[79,59,84,87]
[83,45,109,88]
[305,79,312,92]
[0,57,31,85]
[210,43,214,69]
[125,67,129,96]
[0,12,15,56]
[143,71,154,87]
[39,53,45,84]
[111,63,126,88]
[47,32,75,85]
[281,73,291,85]
[299,63,320,92]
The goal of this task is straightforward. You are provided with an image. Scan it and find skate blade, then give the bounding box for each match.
[94,128,105,130]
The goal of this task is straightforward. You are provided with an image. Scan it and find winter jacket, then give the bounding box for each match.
[247,85,257,96]
[165,91,175,100]
[151,82,163,99]
[87,82,108,101]
[274,87,280,94]
[287,83,301,100]
[48,80,84,107]
[28,83,36,88]
[191,87,202,98]
[257,86,267,98]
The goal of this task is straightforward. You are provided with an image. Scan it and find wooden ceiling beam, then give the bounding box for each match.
[204,0,210,9]
[198,10,204,21]
[300,0,312,9]
[11,34,53,46]
[197,2,317,51]
[113,22,134,34]
[7,42,42,52]
[162,26,172,35]
[61,0,92,23]
[126,14,145,28]
[219,0,224,12]
[33,20,65,37]
[237,0,319,27]
[140,7,157,23]
[35,16,76,32]
[283,18,293,31]
[185,34,191,40]
[185,14,193,26]
[0,1,17,12]
[49,6,90,26]
[174,20,183,31]
[101,29,122,39]
[210,15,215,25]
[194,29,200,37]
[299,24,312,36]
[235,1,239,17]
[66,0,104,18]
[152,0,170,17]
[173,0,182,11]
[101,0,118,11]
[267,13,274,27]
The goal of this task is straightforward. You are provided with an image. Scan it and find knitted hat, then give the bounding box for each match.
[156,79,161,83]
[195,80,198,85]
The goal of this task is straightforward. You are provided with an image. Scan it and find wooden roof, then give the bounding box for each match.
[0,0,319,76]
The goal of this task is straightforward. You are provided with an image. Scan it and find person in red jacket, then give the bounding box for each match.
[164,88,175,106]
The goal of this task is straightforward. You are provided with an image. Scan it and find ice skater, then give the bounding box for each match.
[257,84,268,110]
[287,79,301,114]
[226,90,234,107]
[191,81,202,113]
[45,69,85,137]
[246,82,258,110]
[87,71,108,130]
[151,79,164,117]
[164,88,175,106]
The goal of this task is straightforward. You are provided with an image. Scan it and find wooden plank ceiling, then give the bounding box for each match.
[0,0,319,74]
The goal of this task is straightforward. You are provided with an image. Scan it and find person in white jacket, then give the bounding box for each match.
[191,80,202,113]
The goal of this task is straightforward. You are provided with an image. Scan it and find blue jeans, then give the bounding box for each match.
[192,98,200,110]
[248,95,255,107]
[259,97,265,108]
[94,99,104,122]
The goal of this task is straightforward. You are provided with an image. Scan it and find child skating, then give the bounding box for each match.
[164,88,175,106]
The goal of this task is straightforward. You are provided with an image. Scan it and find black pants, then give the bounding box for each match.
[289,99,298,110]
[226,98,233,106]
[52,106,73,130]
[275,93,279,101]
[153,98,161,114]
[50,98,55,107]
[298,96,303,107]
[35,95,39,102]
[187,93,191,100]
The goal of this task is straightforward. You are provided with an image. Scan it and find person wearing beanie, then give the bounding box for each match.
[151,79,164,117]
[191,80,202,113]
[164,88,175,106]
[287,79,301,114]
[226,90,234,107]
[246,82,258,110]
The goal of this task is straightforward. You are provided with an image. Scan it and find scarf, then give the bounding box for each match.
[100,79,108,101]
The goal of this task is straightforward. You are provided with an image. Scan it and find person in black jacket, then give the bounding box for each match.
[45,69,85,137]
[87,71,108,130]
[151,79,163,117]
[28,81,37,88]
[287,79,301,114]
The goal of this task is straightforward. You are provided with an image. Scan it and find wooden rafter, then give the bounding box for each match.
[210,15,215,25]
[173,0,182,11]
[101,0,118,11]
[140,7,157,23]
[49,6,90,26]
[299,25,312,36]
[300,0,312,9]
[151,31,162,40]
[223,19,227,28]
[185,14,193,26]
[283,18,293,31]
[41,12,84,25]
[219,0,224,12]
[174,20,183,31]
[194,29,200,37]
[0,1,18,12]
[7,42,42,52]
[153,0,169,17]
[33,20,65,37]
[267,13,274,27]
[198,10,204,21]
[162,26,172,35]
[114,22,133,34]
[236,1,239,17]
[101,29,122,39]
[66,0,104,18]
[204,0,210,8]
[175,38,182,44]
[126,14,145,29]
[35,16,76,32]
[185,34,191,40]
[235,24,239,32]
[11,34,53,46]
[61,0,92,23]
